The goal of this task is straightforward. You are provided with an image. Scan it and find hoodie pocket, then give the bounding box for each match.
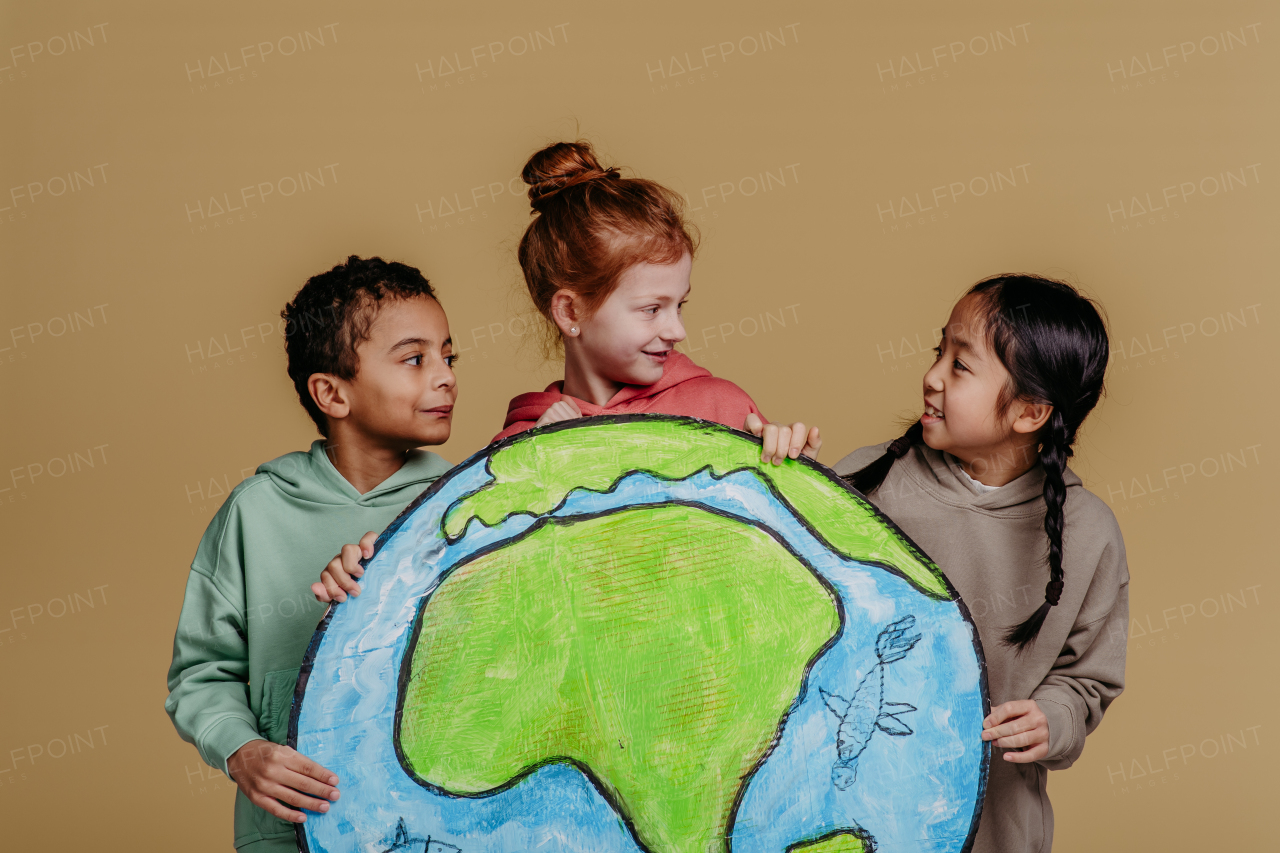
[239,668,304,846]
[258,667,301,745]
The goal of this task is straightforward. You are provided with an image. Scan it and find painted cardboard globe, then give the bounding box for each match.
[291,416,988,853]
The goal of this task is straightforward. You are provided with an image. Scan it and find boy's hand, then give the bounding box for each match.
[227,740,340,823]
[743,413,822,465]
[312,530,377,603]
[982,700,1049,762]
[535,398,583,427]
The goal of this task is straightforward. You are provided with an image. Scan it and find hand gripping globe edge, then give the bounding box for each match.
[289,415,991,853]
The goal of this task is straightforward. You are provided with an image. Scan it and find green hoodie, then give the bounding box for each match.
[165,440,452,852]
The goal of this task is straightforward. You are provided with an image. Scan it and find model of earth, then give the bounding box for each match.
[292,416,988,853]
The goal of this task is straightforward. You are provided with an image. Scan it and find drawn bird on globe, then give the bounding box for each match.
[820,615,922,790]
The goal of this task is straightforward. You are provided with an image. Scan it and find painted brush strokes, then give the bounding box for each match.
[290,415,989,853]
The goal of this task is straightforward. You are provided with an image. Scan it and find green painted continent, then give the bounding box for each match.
[399,504,841,853]
[444,418,949,599]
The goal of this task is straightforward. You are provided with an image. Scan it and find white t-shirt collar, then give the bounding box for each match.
[957,465,1003,494]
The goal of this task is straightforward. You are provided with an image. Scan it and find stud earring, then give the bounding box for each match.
[570,327,578,335]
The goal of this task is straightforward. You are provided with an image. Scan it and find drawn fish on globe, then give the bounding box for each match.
[821,615,923,790]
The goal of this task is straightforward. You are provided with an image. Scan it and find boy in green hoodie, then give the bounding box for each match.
[165,255,458,853]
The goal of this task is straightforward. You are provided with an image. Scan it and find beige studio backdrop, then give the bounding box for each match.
[1,1,1275,849]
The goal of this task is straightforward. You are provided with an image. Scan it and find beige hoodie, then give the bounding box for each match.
[834,441,1129,853]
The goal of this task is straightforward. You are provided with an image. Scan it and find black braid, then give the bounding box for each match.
[1004,409,1073,648]
[843,420,923,495]
[960,275,1109,651]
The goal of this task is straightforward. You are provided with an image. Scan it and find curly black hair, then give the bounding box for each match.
[281,255,438,436]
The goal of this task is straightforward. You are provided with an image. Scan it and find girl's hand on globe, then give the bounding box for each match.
[744,414,822,465]
[981,700,1049,762]
[535,398,584,427]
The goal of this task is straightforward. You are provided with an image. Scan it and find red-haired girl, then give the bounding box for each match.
[493,140,819,462]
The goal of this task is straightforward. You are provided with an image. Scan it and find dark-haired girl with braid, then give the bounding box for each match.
[834,274,1128,853]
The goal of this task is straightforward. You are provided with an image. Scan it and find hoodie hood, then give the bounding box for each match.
[904,442,1084,515]
[502,352,714,428]
[256,440,453,507]
[595,351,715,407]
[493,352,762,443]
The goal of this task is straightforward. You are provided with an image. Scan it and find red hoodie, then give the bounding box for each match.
[492,352,763,442]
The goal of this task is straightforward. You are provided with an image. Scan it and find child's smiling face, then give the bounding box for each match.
[341,295,458,449]
[920,296,1025,469]
[571,252,691,395]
